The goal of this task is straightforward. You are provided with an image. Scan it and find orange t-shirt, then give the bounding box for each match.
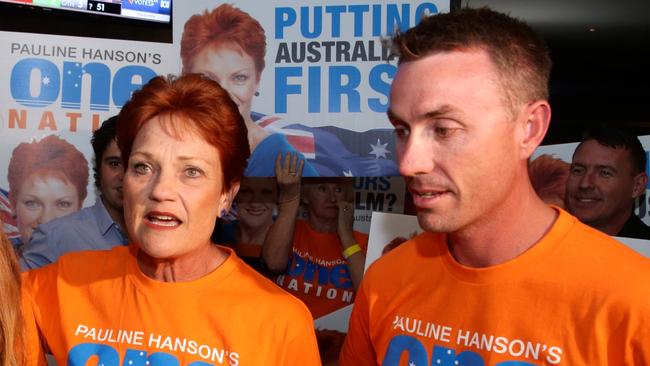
[23,245,321,366]
[275,220,368,319]
[341,208,650,365]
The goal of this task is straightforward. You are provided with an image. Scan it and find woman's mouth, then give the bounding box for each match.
[145,212,182,229]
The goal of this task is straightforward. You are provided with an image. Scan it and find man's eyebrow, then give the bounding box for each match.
[595,164,618,172]
[386,105,457,124]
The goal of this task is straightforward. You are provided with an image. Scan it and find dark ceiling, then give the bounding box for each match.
[463,0,650,144]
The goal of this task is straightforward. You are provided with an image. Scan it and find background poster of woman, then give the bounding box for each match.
[173,0,451,177]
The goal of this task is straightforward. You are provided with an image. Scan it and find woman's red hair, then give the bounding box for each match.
[117,74,250,191]
[7,135,88,209]
[181,4,266,76]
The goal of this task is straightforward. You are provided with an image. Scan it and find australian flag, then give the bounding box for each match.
[254,112,399,177]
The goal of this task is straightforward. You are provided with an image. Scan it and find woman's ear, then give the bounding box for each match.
[220,182,240,212]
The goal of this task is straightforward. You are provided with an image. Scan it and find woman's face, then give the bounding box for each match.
[15,173,81,243]
[188,45,260,121]
[235,178,276,229]
[123,116,234,260]
[303,183,347,221]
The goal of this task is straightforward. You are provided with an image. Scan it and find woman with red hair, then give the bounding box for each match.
[22,74,320,364]
[181,3,318,177]
[7,135,88,248]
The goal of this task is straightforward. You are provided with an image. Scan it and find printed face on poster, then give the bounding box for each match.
[173,0,450,177]
[0,30,177,244]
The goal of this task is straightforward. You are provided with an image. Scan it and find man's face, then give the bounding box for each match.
[99,139,124,214]
[389,49,524,233]
[565,139,644,229]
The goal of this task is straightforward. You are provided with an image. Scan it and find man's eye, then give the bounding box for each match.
[600,170,614,178]
[393,126,410,138]
[109,161,121,168]
[434,127,459,138]
[570,166,584,175]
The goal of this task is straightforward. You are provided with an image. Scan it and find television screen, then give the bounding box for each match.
[0,0,171,23]
[0,0,173,43]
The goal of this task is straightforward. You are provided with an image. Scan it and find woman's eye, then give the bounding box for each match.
[57,201,72,209]
[186,167,203,178]
[133,163,151,175]
[234,74,249,83]
[23,200,41,209]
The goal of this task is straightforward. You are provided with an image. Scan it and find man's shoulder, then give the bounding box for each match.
[364,232,442,284]
[618,214,650,240]
[37,204,99,234]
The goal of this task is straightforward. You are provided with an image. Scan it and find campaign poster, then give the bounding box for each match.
[0,30,177,247]
[173,0,451,177]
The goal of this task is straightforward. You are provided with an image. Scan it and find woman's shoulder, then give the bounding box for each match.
[24,245,130,286]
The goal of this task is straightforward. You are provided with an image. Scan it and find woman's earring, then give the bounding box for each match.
[220,209,228,218]
[254,91,260,97]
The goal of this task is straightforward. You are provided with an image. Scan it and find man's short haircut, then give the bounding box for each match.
[391,7,551,115]
[580,125,647,175]
[91,116,119,191]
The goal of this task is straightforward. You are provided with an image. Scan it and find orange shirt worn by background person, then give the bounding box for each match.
[275,220,368,319]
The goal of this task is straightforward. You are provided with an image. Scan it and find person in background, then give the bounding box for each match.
[7,135,88,250]
[22,74,320,364]
[181,3,317,177]
[263,156,367,319]
[20,117,128,270]
[216,176,278,272]
[262,154,367,364]
[340,8,650,365]
[565,125,650,239]
[528,154,571,208]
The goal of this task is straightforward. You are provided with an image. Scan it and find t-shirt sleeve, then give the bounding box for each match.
[281,303,322,365]
[21,285,47,366]
[21,265,57,365]
[339,279,376,365]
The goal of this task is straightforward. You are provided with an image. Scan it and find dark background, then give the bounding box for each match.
[458,0,650,145]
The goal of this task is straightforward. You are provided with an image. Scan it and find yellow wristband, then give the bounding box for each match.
[342,243,362,259]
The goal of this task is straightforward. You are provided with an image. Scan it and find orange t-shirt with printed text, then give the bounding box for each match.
[341,208,650,365]
[23,245,321,366]
[275,220,368,319]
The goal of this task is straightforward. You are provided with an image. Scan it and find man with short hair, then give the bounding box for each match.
[340,8,650,365]
[565,126,650,239]
[20,116,128,270]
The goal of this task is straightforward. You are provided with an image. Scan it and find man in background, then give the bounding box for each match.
[340,8,650,365]
[20,116,128,270]
[565,125,650,239]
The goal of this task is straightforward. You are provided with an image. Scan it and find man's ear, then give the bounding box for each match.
[632,172,647,198]
[519,100,551,159]
[220,182,240,212]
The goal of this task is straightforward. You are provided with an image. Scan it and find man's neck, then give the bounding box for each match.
[101,196,125,231]
[447,185,557,268]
